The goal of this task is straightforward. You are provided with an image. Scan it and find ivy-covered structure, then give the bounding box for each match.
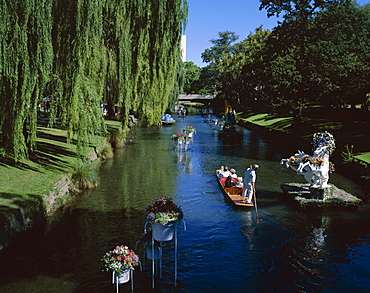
[0,0,188,161]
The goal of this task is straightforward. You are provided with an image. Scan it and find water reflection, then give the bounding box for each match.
[240,210,258,251]
[305,216,330,260]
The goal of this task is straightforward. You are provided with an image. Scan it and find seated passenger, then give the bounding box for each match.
[234,177,243,188]
[230,169,237,179]
[225,175,233,188]
[218,166,231,178]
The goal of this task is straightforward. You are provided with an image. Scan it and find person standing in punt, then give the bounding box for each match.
[242,164,259,204]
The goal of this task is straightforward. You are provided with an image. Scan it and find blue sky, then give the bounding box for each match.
[184,0,370,67]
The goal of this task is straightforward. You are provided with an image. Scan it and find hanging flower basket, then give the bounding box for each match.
[152,222,177,242]
[172,133,187,140]
[112,269,130,284]
[183,126,196,132]
[144,196,184,225]
[144,196,183,241]
[102,245,140,276]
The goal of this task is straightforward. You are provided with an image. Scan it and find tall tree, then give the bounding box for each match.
[0,0,54,160]
[310,2,370,108]
[259,0,348,20]
[0,0,188,160]
[217,26,271,106]
[201,31,240,96]
[182,61,201,94]
[257,0,370,116]
[52,0,107,154]
[258,0,355,123]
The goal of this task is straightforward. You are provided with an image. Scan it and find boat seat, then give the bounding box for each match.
[219,177,237,186]
[224,187,243,195]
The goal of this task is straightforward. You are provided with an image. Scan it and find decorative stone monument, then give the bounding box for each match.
[280,131,361,208]
[281,131,335,191]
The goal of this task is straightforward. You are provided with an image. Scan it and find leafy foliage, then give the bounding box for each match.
[0,0,188,161]
[183,61,202,94]
[193,1,370,122]
[71,162,100,191]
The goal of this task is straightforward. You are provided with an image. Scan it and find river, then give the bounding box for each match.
[0,114,369,292]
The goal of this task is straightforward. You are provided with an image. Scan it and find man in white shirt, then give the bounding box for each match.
[242,164,259,203]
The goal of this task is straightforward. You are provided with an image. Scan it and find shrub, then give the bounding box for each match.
[71,162,99,191]
[341,144,355,163]
[99,144,114,160]
[108,128,126,149]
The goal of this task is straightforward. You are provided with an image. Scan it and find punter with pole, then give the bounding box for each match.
[242,164,259,204]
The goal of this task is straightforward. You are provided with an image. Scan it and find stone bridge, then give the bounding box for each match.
[178,94,215,103]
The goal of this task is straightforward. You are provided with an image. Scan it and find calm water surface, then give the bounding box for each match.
[0,115,369,292]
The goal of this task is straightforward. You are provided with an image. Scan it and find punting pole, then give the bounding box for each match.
[253,189,259,221]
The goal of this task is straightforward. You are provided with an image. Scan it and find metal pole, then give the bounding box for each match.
[152,232,155,288]
[160,242,163,278]
[175,225,178,286]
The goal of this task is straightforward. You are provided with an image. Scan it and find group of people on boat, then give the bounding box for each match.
[225,105,236,125]
[218,166,244,190]
[219,105,237,132]
[218,164,259,204]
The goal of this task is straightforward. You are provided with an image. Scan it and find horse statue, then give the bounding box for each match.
[280,132,335,189]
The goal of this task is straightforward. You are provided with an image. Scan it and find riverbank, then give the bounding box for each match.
[238,107,370,195]
[0,119,125,250]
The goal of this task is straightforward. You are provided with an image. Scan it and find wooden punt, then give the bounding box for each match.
[216,170,254,208]
[218,125,243,138]
[161,120,176,125]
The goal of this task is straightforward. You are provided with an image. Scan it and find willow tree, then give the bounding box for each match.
[123,0,188,126]
[52,0,107,154]
[102,0,131,120]
[1,0,188,160]
[0,0,53,161]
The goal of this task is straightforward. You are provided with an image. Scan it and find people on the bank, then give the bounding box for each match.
[218,166,231,178]
[242,164,259,204]
[230,168,237,179]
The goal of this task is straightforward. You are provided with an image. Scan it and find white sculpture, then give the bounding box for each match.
[280,132,335,189]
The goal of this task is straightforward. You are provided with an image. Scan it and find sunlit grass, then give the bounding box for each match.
[0,120,123,210]
[241,110,370,164]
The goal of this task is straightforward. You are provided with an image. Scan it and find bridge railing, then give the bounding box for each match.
[178,94,214,100]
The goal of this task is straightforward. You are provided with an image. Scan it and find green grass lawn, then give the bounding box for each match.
[0,120,123,210]
[241,108,370,164]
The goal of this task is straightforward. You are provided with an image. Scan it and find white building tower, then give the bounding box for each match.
[181,35,186,62]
